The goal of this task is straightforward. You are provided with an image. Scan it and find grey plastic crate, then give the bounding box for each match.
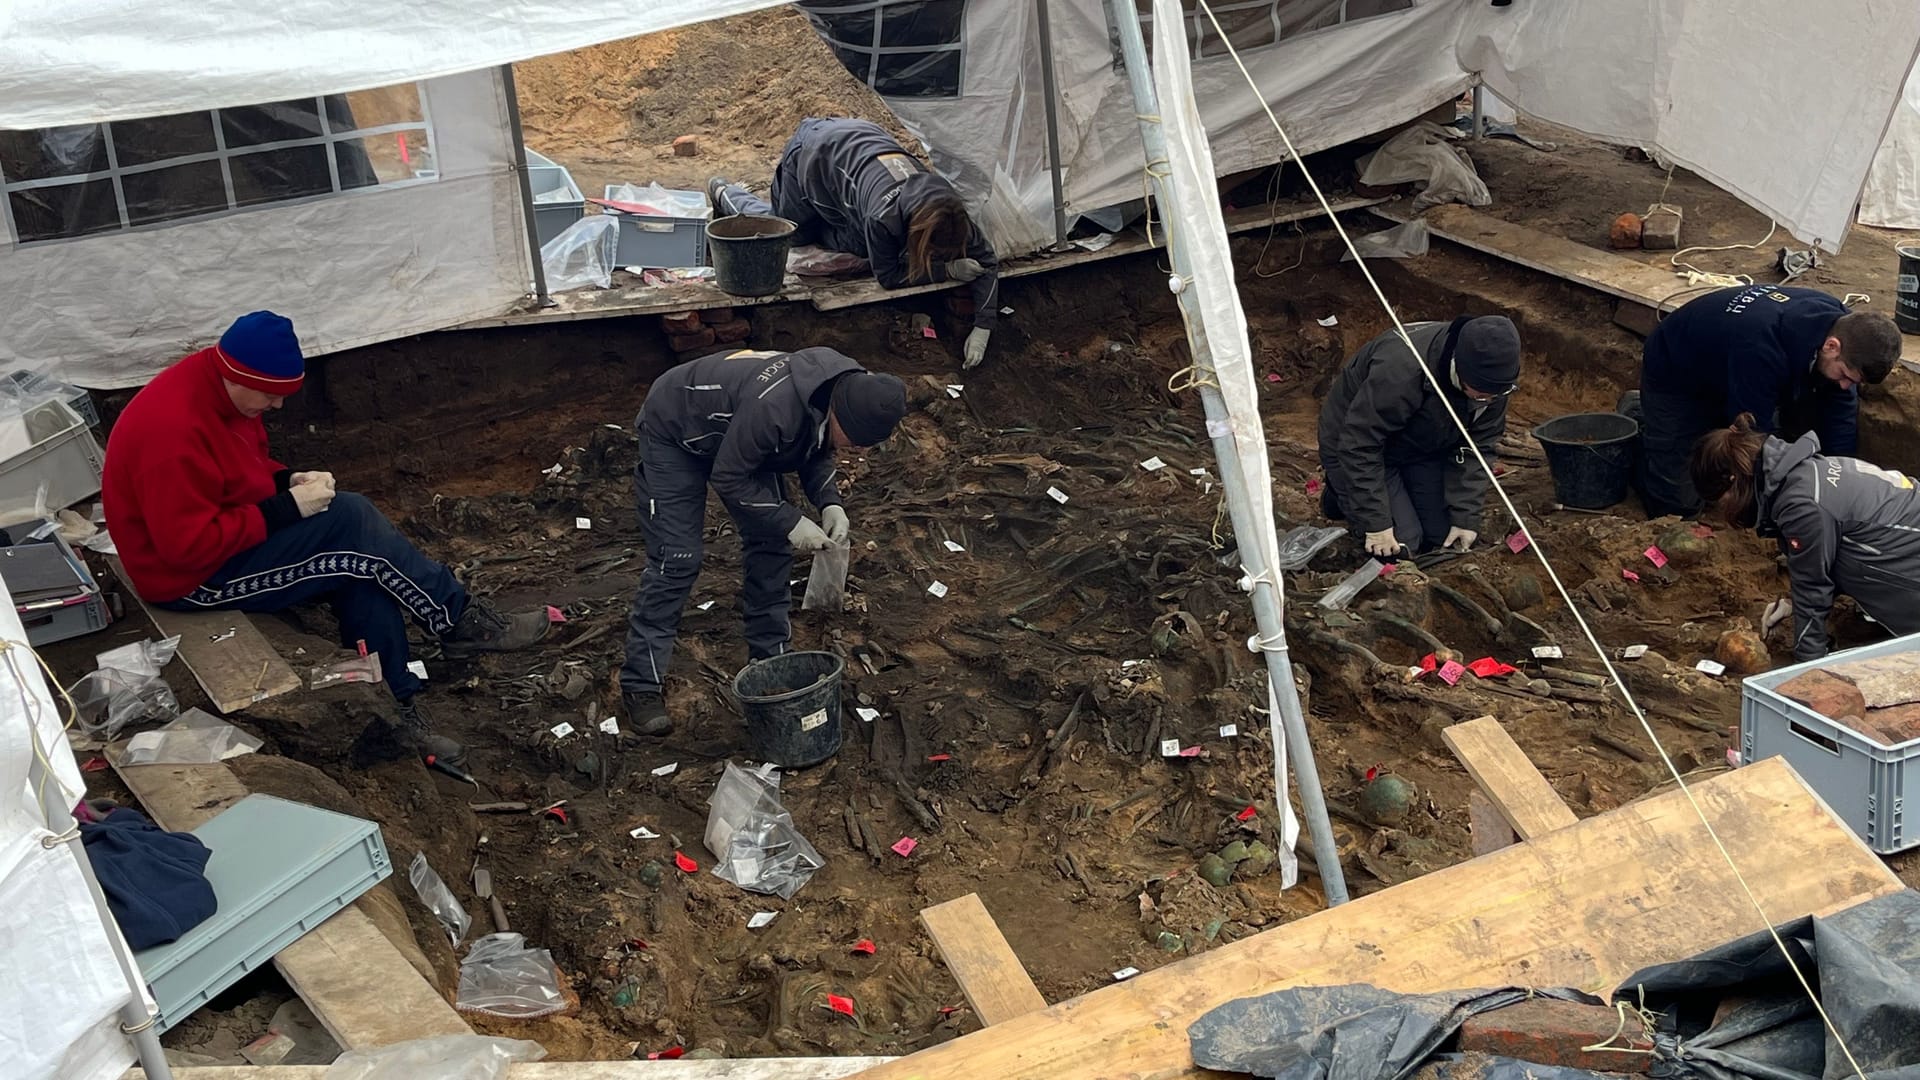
[525,148,585,250]
[603,185,709,269]
[136,794,392,1033]
[1741,631,1920,853]
[2,369,98,428]
[0,399,104,516]
[4,536,108,646]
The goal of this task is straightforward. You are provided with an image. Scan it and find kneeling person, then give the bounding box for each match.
[102,312,551,768]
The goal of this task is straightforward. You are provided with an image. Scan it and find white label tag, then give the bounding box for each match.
[945,384,964,398]
[651,762,679,777]
[928,581,949,598]
[1140,456,1167,472]
[1622,644,1649,659]
[549,722,575,739]
[1902,273,1919,293]
[1189,467,1210,477]
[1531,646,1563,660]
[599,717,620,735]
[1316,315,1339,327]
[1219,724,1238,738]
[1727,748,1743,767]
[575,517,592,530]
[629,826,660,839]
[748,911,778,929]
[1206,418,1231,439]
[697,600,716,611]
[407,660,429,679]
[855,707,881,723]
[1047,486,1069,504]
[1695,659,1727,676]
[999,306,1015,315]
[942,540,966,553]
[1112,967,1141,981]
[800,708,829,732]
[1159,738,1181,757]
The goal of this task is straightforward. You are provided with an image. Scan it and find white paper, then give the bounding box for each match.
[407,659,429,679]
[697,600,716,611]
[1159,738,1181,757]
[928,581,949,598]
[1316,315,1339,327]
[855,707,881,723]
[1623,644,1649,659]
[1531,646,1563,660]
[945,384,964,398]
[575,517,592,530]
[1112,966,1141,981]
[1140,456,1167,472]
[942,539,966,553]
[1046,486,1069,504]
[629,826,660,839]
[999,306,1015,315]
[1695,659,1727,676]
[1073,232,1117,252]
[748,911,778,929]
[549,722,575,739]
[1219,724,1238,738]
[125,731,164,754]
[651,761,679,777]
[599,717,619,735]
[1189,467,1210,477]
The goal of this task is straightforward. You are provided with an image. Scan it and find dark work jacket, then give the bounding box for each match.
[80,807,216,950]
[1317,321,1506,534]
[638,347,860,538]
[1755,431,1920,660]
[778,118,999,329]
[1642,285,1855,453]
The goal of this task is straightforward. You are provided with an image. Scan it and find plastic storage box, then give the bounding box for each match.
[603,185,709,269]
[2,369,98,428]
[0,399,104,516]
[525,148,586,250]
[1741,631,1920,853]
[0,535,108,646]
[135,794,392,1033]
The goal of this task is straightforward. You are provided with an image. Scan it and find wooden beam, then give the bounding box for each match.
[1440,715,1579,841]
[106,558,302,715]
[847,758,1898,1080]
[1466,789,1519,856]
[918,894,1047,1026]
[149,1060,897,1079]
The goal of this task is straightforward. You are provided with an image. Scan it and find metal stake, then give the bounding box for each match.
[499,64,553,307]
[1036,0,1071,248]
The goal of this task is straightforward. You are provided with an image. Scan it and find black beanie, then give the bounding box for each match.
[830,372,908,447]
[1453,316,1521,395]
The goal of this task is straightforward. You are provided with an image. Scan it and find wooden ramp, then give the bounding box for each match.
[918,894,1047,1026]
[106,557,301,714]
[1441,714,1579,844]
[848,757,1901,1080]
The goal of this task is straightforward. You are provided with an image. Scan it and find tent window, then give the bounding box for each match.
[800,0,967,98]
[0,83,436,245]
[1134,0,1413,60]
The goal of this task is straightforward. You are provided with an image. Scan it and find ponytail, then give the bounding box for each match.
[905,194,969,284]
[1688,412,1767,527]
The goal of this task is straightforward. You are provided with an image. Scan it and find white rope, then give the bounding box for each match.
[1189,4,1869,1074]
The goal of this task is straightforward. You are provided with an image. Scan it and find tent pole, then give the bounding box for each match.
[1471,83,1485,140]
[1107,0,1348,905]
[1035,0,1070,247]
[499,64,553,307]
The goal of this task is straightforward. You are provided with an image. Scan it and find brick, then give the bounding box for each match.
[709,318,753,344]
[1862,703,1920,746]
[666,327,716,352]
[698,306,735,324]
[661,310,702,334]
[1817,654,1920,708]
[1640,209,1681,250]
[1776,670,1867,723]
[672,135,698,157]
[1456,999,1652,1073]
[1609,212,1643,249]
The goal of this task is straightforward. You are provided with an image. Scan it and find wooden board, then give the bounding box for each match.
[112,759,472,1051]
[845,758,1901,1080]
[106,558,302,714]
[1440,715,1580,840]
[1466,788,1519,856]
[919,894,1048,1026]
[152,1061,897,1080]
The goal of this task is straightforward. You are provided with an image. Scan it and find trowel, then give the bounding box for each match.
[472,836,510,933]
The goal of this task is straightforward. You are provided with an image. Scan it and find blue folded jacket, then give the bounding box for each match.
[80,807,216,950]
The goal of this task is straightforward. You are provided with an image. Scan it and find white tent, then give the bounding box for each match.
[1860,61,1920,230]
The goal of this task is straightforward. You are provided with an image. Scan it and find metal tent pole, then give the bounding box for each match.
[1106,0,1348,904]
[1471,83,1485,140]
[1035,0,1071,247]
[499,64,553,307]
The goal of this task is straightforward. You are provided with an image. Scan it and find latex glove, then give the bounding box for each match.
[963,327,991,370]
[820,505,850,545]
[290,470,335,490]
[947,257,985,283]
[1442,527,1477,551]
[1364,529,1400,558]
[292,483,336,518]
[1762,597,1793,637]
[787,516,833,553]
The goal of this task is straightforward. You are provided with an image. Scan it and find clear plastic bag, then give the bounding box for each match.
[111,707,262,766]
[323,1035,544,1080]
[539,215,620,292]
[787,244,869,277]
[705,762,825,899]
[604,182,710,218]
[456,933,565,1019]
[409,853,471,947]
[1341,219,1431,262]
[74,635,182,738]
[801,537,850,611]
[1317,558,1384,611]
[1356,122,1491,211]
[1274,525,1348,570]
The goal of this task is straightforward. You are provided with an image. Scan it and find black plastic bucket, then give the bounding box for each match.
[732,651,844,768]
[1898,244,1920,334]
[1532,412,1640,510]
[706,214,796,298]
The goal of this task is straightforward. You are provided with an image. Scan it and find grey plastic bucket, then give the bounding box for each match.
[706,214,796,298]
[731,651,844,768]
[1532,412,1640,509]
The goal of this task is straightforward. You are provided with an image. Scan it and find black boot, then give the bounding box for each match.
[622,690,674,737]
[707,177,735,217]
[441,598,550,659]
[396,699,469,769]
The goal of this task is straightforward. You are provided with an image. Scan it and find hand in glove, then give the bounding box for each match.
[821,505,850,545]
[787,516,834,553]
[290,471,335,491]
[1363,529,1401,558]
[292,482,336,518]
[1762,597,1793,637]
[947,257,985,283]
[1442,527,1477,551]
[963,327,991,370]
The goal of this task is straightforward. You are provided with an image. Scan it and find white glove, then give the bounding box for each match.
[1762,597,1793,636]
[1442,527,1477,551]
[947,257,985,283]
[291,483,336,518]
[290,471,335,491]
[821,505,850,545]
[1364,529,1401,558]
[787,516,833,553]
[963,327,991,369]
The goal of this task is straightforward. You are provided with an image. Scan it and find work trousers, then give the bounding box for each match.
[620,436,793,695]
[159,493,466,700]
[1631,389,1715,519]
[1321,454,1450,555]
[716,120,860,253]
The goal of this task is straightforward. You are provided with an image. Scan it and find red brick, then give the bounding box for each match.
[709,318,752,344]
[666,328,716,352]
[1861,703,1920,746]
[1456,999,1652,1073]
[1817,654,1920,708]
[672,135,698,157]
[698,306,735,323]
[1608,212,1642,249]
[1776,670,1868,723]
[661,310,702,334]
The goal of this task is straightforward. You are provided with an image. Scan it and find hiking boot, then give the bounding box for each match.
[442,599,550,659]
[623,691,675,737]
[707,177,735,217]
[397,699,469,769]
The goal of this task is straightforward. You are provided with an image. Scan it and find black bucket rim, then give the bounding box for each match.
[1531,411,1640,449]
[731,650,845,704]
[706,214,798,242]
[1899,243,1920,259]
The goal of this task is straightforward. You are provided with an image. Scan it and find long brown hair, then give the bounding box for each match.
[906,194,969,284]
[1689,412,1769,527]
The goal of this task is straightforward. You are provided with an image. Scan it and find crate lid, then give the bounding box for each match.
[0,540,87,603]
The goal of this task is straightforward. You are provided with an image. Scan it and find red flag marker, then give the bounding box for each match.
[673,851,698,873]
[891,836,917,857]
[827,993,856,1016]
[648,1047,685,1060]
[851,939,877,955]
[1235,805,1258,822]
[926,753,952,763]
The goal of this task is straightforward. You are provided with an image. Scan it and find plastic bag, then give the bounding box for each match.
[1274,525,1348,570]
[705,762,825,899]
[787,244,869,277]
[1356,122,1490,211]
[456,933,566,1019]
[323,1035,544,1080]
[604,182,710,218]
[74,635,182,737]
[801,537,850,611]
[540,215,619,292]
[1341,219,1431,262]
[111,707,262,766]
[409,853,471,947]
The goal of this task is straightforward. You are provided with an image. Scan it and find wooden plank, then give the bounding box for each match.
[847,758,1901,1080]
[151,1061,897,1080]
[918,893,1047,1026]
[113,759,472,1051]
[1440,715,1579,840]
[1466,788,1518,856]
[106,558,302,715]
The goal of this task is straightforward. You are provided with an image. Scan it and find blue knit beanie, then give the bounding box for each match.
[216,311,305,395]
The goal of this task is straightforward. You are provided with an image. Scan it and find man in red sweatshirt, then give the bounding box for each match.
[102,311,550,769]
